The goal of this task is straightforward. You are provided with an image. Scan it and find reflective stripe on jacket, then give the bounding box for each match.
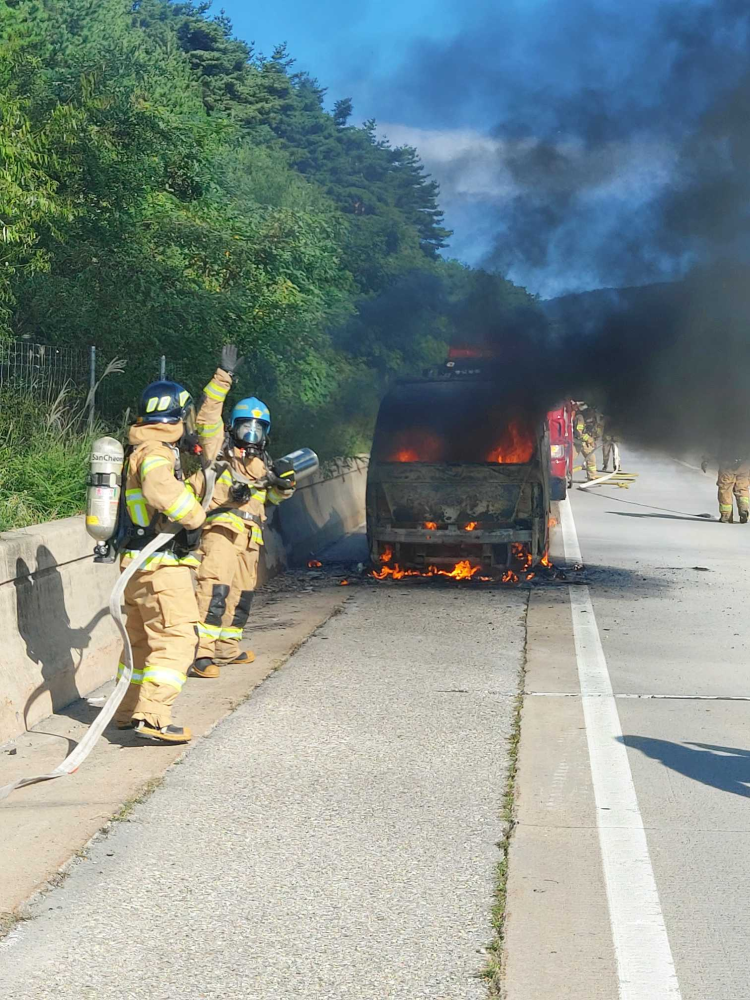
[121,423,206,569]
[191,368,295,546]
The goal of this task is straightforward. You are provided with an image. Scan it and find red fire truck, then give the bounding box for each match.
[547,400,575,500]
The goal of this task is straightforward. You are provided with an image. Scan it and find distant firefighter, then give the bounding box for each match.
[573,403,600,481]
[702,451,750,523]
[601,418,619,472]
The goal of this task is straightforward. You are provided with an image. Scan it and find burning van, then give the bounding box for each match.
[366,376,551,575]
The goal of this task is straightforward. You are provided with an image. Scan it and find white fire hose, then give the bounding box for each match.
[0,468,217,802]
[577,442,624,491]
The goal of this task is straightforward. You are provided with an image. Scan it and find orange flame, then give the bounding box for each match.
[372,559,483,581]
[424,521,438,530]
[541,552,553,568]
[388,431,444,463]
[307,559,322,568]
[486,420,535,464]
[548,516,558,528]
[372,540,542,584]
[464,521,478,532]
[340,579,350,586]
[511,542,533,571]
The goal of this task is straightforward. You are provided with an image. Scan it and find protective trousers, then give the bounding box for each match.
[717,464,750,521]
[195,525,260,662]
[579,441,597,479]
[602,436,616,471]
[114,565,199,729]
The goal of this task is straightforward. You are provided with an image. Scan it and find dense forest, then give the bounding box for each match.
[0,0,536,511]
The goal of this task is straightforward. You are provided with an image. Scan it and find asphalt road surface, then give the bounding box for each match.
[0,545,526,1000]
[3,449,748,1000]
[505,449,750,1000]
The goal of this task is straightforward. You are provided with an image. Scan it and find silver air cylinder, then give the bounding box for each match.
[86,436,124,542]
[279,448,319,482]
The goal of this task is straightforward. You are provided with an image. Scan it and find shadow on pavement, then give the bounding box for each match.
[620,736,750,798]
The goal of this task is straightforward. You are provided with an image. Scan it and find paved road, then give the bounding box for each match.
[0,560,525,999]
[505,449,750,1000]
[5,451,746,1000]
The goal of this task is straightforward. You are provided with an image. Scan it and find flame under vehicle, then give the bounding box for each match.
[366,370,551,575]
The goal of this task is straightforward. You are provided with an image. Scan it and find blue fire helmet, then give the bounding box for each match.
[230,397,271,434]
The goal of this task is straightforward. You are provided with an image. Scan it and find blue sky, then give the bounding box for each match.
[218,0,456,122]
[216,1,749,296]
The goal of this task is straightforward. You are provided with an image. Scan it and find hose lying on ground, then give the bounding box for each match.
[0,468,216,802]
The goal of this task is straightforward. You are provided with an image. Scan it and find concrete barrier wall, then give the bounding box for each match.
[0,458,368,744]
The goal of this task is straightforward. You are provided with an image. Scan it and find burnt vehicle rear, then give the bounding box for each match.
[366,378,551,573]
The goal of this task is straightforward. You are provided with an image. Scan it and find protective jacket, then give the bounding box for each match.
[115,421,206,733]
[122,422,206,569]
[192,368,293,548]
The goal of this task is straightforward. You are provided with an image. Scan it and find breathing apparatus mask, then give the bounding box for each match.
[232,418,268,454]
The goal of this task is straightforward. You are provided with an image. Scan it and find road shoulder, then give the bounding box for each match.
[502,586,618,998]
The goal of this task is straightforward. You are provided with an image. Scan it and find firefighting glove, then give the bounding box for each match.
[173,526,203,557]
[229,482,252,503]
[269,458,296,492]
[220,344,244,377]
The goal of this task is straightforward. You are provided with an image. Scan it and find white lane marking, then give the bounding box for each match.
[528,692,750,701]
[559,498,682,1000]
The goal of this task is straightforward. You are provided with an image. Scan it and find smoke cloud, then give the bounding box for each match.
[374,0,750,457]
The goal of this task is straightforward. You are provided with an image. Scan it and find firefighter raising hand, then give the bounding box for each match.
[190,350,296,680]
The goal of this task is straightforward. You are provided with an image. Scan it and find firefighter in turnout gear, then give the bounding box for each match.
[113,380,206,743]
[191,349,296,679]
[574,403,600,481]
[601,417,619,472]
[702,451,750,523]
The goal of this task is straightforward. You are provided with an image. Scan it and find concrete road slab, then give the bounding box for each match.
[513,691,598,830]
[505,825,617,1000]
[524,588,580,695]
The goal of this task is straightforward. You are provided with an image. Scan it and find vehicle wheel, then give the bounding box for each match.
[550,477,567,501]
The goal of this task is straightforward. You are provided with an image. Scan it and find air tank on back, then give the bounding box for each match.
[86,437,125,543]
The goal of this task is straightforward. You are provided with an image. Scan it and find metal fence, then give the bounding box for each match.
[0,340,187,425]
[0,340,91,400]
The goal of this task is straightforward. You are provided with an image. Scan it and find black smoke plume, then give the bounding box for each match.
[374,0,750,457]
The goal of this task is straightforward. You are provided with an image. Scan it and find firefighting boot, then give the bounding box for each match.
[134,721,192,744]
[740,510,749,524]
[192,657,220,679]
[719,512,733,523]
[229,650,256,665]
